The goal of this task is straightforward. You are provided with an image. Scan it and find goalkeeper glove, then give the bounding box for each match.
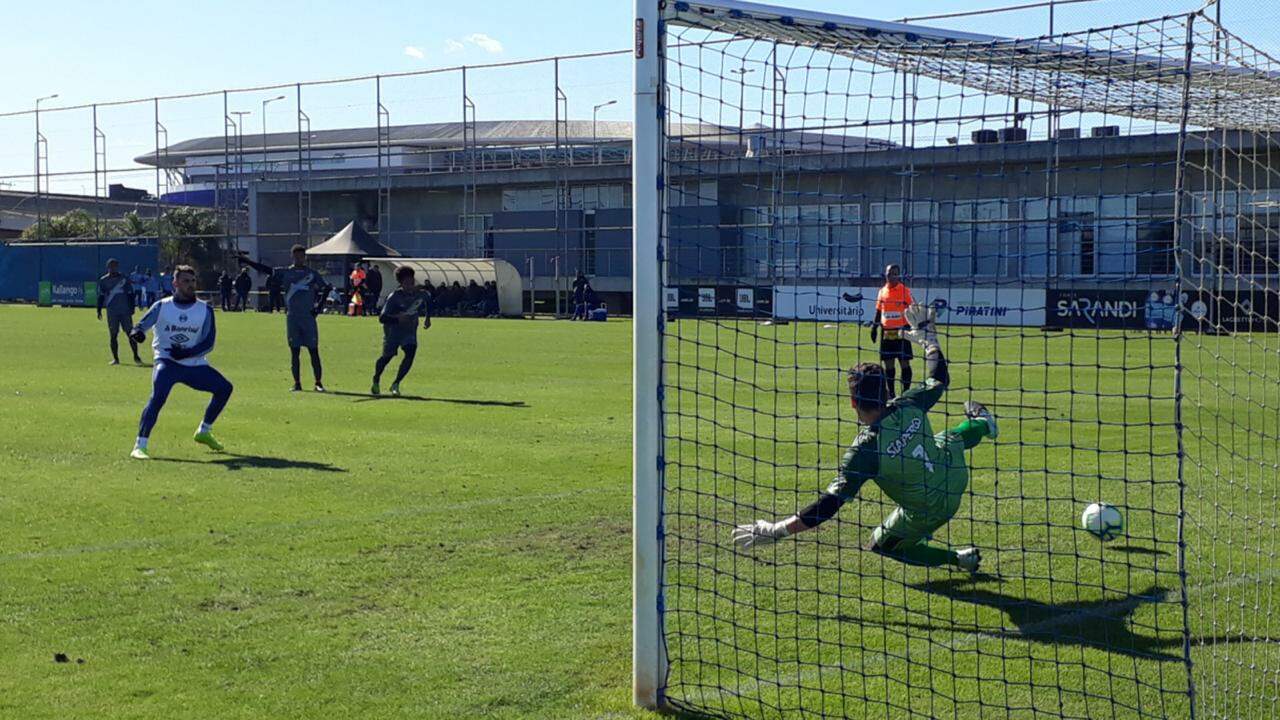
[901,304,939,351]
[168,345,189,360]
[869,324,879,343]
[129,329,146,344]
[732,519,791,550]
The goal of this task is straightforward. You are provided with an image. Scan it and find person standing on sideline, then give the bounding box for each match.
[127,265,233,459]
[571,272,589,320]
[159,267,174,299]
[371,266,431,397]
[266,271,284,313]
[869,263,915,396]
[144,269,160,307]
[218,271,233,311]
[240,245,330,391]
[364,263,383,315]
[128,266,144,307]
[97,258,142,365]
[234,267,253,311]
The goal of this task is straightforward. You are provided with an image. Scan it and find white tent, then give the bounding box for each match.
[363,257,523,318]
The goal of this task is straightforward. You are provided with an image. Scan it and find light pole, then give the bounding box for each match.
[730,66,755,141]
[34,94,58,193]
[593,99,617,162]
[34,93,58,238]
[261,95,285,178]
[229,110,251,215]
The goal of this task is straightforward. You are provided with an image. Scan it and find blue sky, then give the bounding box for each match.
[3,0,1272,194]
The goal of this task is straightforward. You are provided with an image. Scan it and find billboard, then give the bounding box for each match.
[915,287,1047,327]
[38,280,97,307]
[773,286,877,322]
[666,286,772,318]
[1047,287,1209,329]
[775,285,1046,327]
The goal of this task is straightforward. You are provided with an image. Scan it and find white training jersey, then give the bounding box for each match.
[135,297,215,366]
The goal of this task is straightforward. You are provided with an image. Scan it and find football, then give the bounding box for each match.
[1082,502,1124,541]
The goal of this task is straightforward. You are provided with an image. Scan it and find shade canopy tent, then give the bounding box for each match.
[364,257,524,317]
[305,221,400,258]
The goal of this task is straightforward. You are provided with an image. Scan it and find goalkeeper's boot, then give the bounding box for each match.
[901,304,939,350]
[314,383,326,393]
[370,380,380,396]
[193,430,224,452]
[956,547,982,573]
[389,382,401,397]
[130,446,151,460]
[291,383,303,393]
[964,400,999,439]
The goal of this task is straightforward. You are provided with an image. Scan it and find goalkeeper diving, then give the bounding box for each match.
[733,304,997,572]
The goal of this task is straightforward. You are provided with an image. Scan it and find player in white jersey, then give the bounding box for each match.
[127,265,234,459]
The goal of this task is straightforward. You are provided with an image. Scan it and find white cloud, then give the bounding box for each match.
[444,38,465,54]
[464,33,504,54]
[404,46,425,59]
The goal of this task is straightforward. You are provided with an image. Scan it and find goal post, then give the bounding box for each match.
[632,0,667,710]
[634,1,1280,717]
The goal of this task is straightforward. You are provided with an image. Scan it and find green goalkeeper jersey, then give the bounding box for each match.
[827,378,968,518]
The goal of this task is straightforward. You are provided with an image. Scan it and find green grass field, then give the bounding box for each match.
[2,306,1277,719]
[0,305,653,720]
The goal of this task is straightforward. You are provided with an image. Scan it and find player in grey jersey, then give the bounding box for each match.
[97,258,142,365]
[240,244,331,392]
[371,266,432,396]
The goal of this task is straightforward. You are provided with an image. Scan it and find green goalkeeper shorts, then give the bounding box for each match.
[871,439,969,547]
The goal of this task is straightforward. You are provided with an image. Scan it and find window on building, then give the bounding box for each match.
[741,203,861,279]
[1136,195,1176,277]
[869,201,935,278]
[1236,194,1280,276]
[461,214,493,257]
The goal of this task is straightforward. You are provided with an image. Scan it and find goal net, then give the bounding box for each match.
[633,1,1280,717]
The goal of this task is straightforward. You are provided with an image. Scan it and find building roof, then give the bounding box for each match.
[133,119,895,167]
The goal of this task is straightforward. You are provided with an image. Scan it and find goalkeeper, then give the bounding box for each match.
[733,305,997,572]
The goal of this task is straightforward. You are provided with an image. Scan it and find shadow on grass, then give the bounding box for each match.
[325,389,528,407]
[848,577,1277,662]
[152,452,346,473]
[1108,545,1171,557]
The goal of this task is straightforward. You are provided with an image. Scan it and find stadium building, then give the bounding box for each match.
[134,118,1277,326]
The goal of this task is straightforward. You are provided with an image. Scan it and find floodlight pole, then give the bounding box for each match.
[593,99,618,163]
[633,0,666,711]
[34,93,57,236]
[262,95,285,180]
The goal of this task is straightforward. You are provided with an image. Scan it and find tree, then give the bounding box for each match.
[18,209,98,241]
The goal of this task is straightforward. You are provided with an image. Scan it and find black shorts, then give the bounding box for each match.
[879,333,913,361]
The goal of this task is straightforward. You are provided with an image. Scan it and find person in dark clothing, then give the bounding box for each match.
[483,281,500,317]
[371,266,432,396]
[446,281,465,315]
[233,268,253,311]
[464,280,484,316]
[218,271,233,311]
[571,272,588,320]
[266,272,284,313]
[98,258,142,365]
[239,245,330,392]
[364,264,384,315]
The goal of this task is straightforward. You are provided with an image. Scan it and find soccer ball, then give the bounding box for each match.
[1081,502,1124,541]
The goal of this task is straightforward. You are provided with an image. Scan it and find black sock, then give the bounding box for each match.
[393,346,417,385]
[308,348,323,385]
[290,348,301,385]
[374,354,393,383]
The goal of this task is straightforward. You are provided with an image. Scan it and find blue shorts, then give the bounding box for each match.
[287,313,319,348]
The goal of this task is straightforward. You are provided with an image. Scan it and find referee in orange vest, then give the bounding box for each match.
[870,263,915,396]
